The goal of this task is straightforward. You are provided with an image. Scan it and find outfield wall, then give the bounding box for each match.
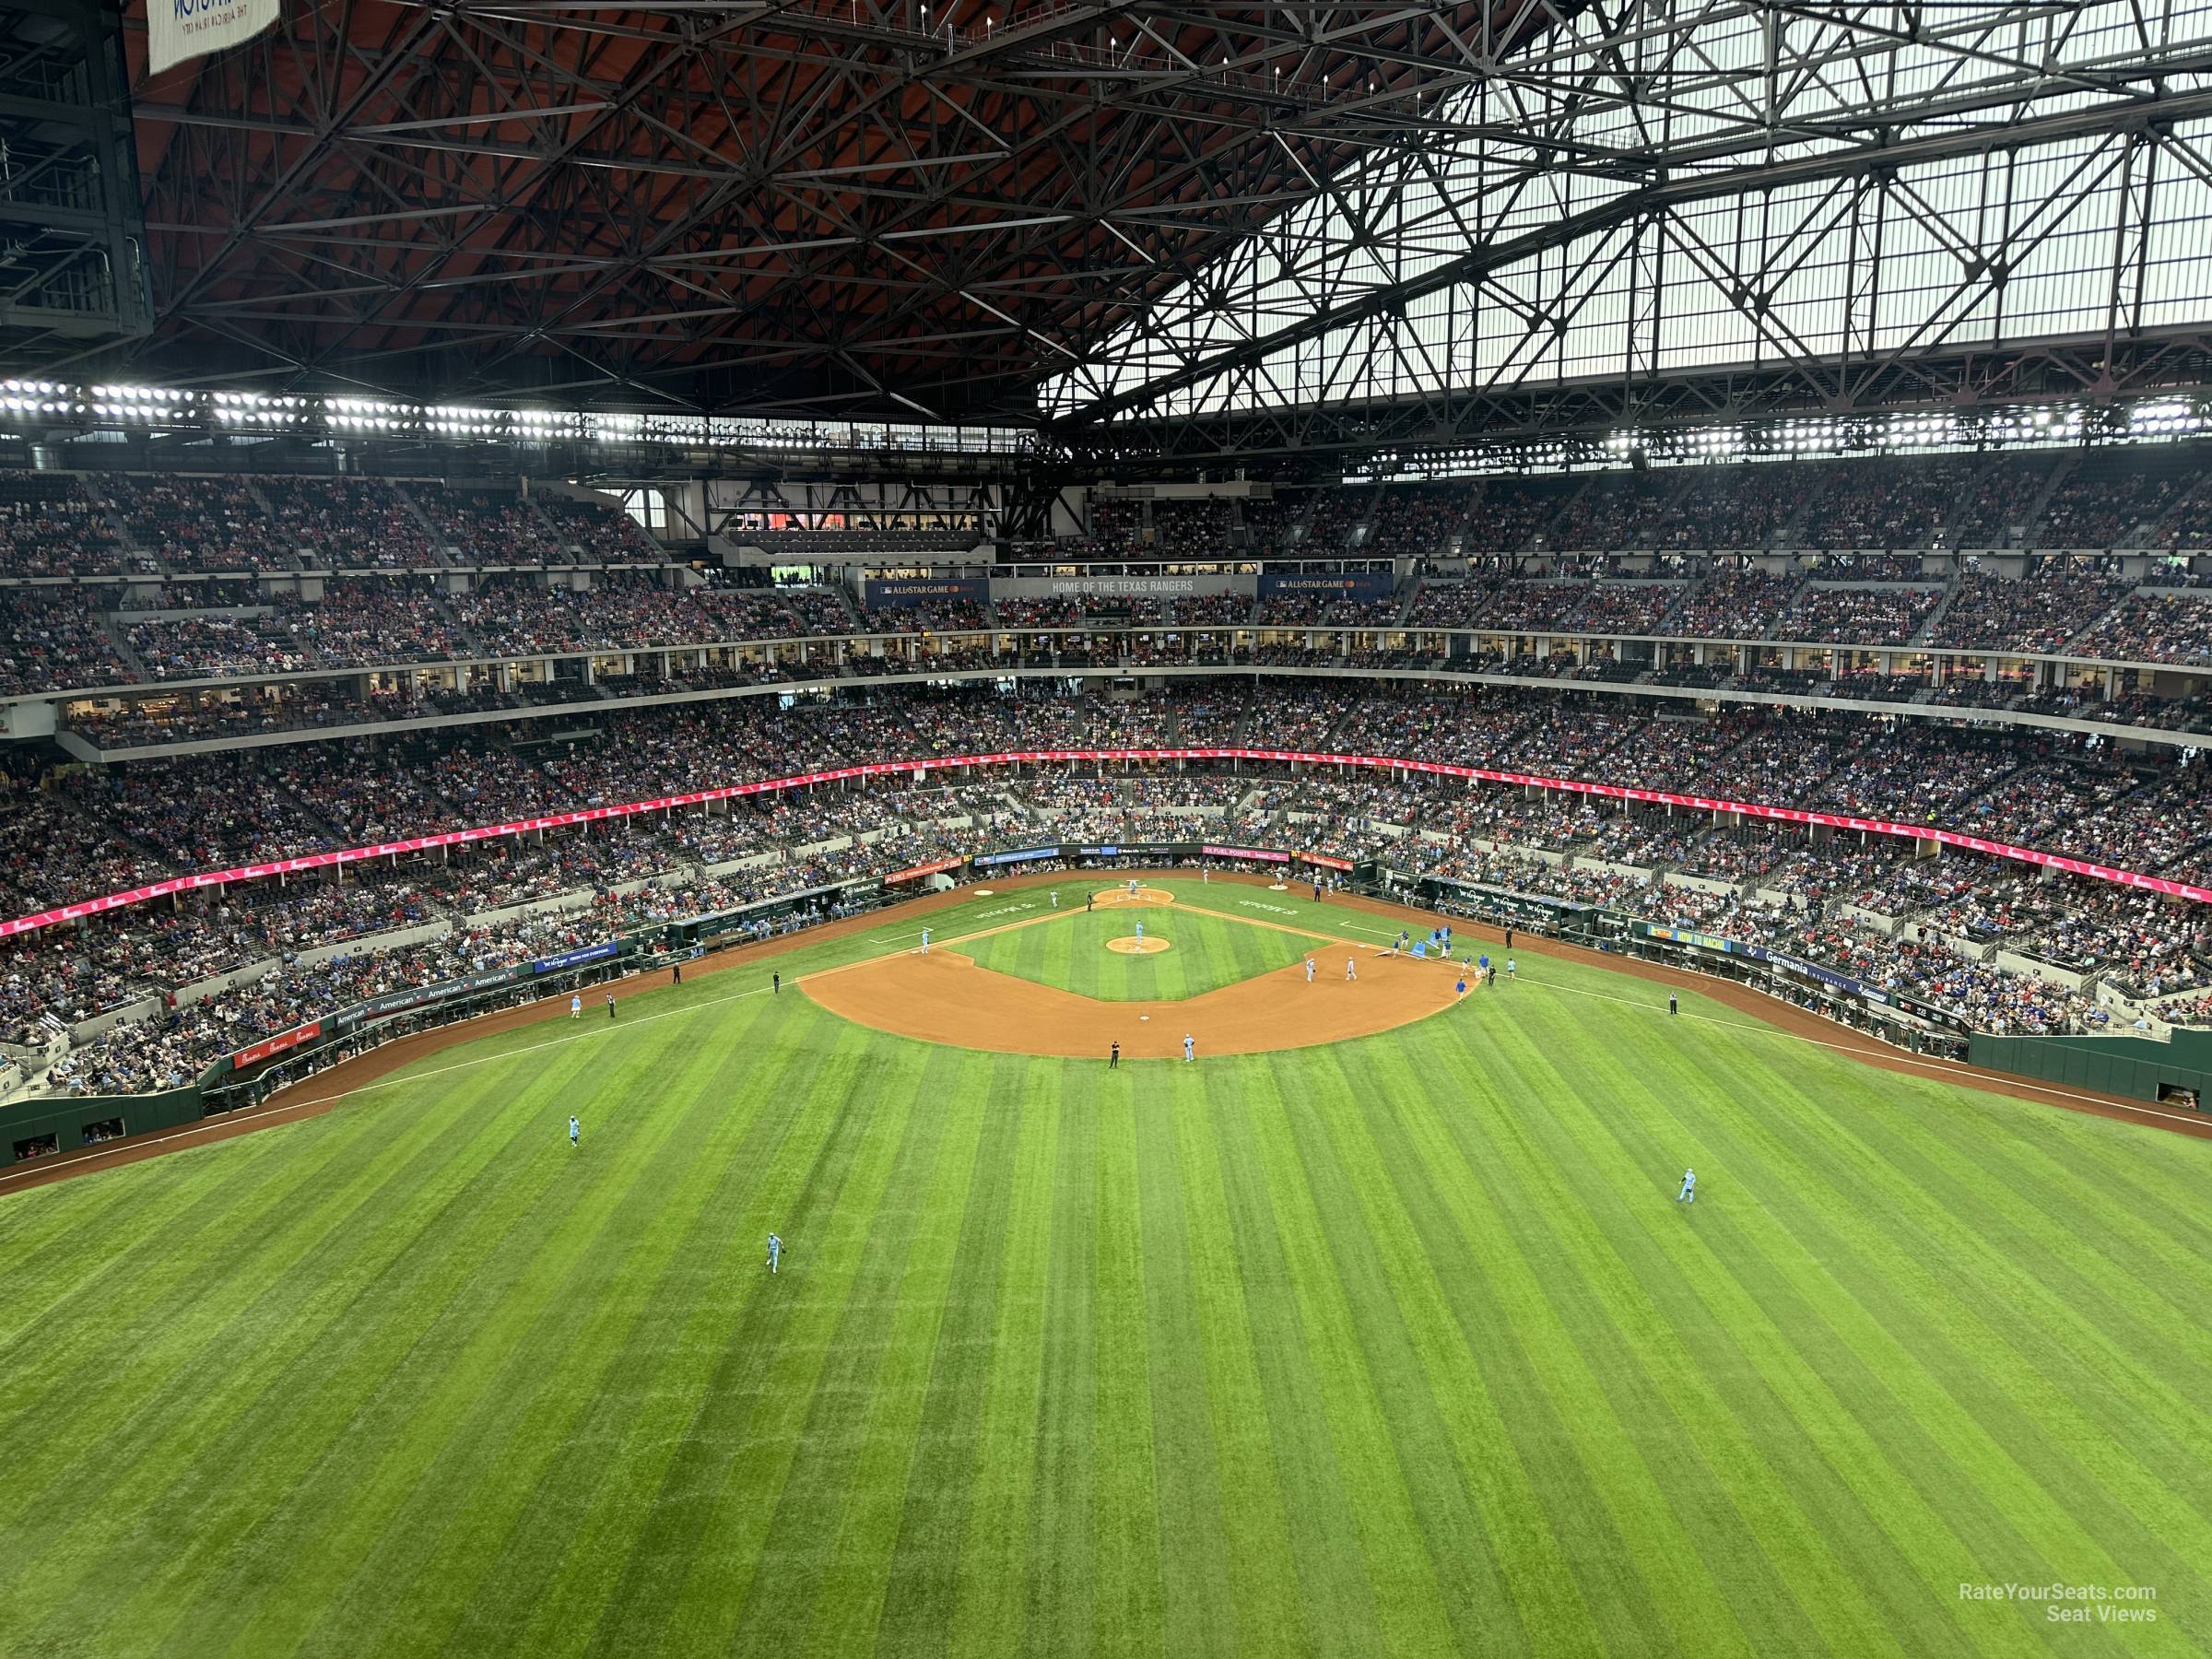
[1969,1030,2212,1109]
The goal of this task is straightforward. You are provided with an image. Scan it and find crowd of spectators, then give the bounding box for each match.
[2069,590,2212,666]
[0,473,123,576]
[1547,474,1680,551]
[262,477,437,569]
[1149,498,1233,558]
[1659,463,1810,548]
[1930,563,2132,652]
[1794,456,1973,549]
[417,484,566,565]
[1364,485,1468,559]
[1947,454,2057,548]
[1666,569,1802,639]
[0,586,132,693]
[1775,582,1942,645]
[537,496,663,561]
[10,677,2212,1090]
[1459,478,1564,553]
[1572,582,1680,634]
[2039,456,2186,548]
[106,474,284,573]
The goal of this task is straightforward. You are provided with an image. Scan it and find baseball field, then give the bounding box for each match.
[1,875,2208,1657]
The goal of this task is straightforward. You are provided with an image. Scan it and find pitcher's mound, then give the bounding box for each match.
[1107,935,1171,956]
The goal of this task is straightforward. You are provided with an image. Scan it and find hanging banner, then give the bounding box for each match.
[149,0,281,75]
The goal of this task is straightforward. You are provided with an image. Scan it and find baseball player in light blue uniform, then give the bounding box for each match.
[1677,1169,1696,1204]
[568,1115,581,1147]
[1182,1033,1194,1063]
[767,1232,783,1272]
[1135,920,1144,943]
[1304,957,1315,983]
[920,927,930,955]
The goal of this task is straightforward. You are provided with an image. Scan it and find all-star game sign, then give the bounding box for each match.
[148,0,281,74]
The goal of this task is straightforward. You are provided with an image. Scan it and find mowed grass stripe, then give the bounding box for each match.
[0,1086,409,1450]
[946,1066,1060,1659]
[588,1018,935,1657]
[425,994,863,1658]
[1452,1019,1856,1658]
[9,887,2212,1655]
[1300,1029,1600,1655]
[1403,1038,1758,1658]
[10,1058,585,1657]
[1506,1013,1966,1656]
[137,1015,738,1659]
[1623,1018,2166,1641]
[1159,1065,1310,1656]
[1534,1006,2006,1652]
[869,1065,1031,1658]
[1130,1066,1238,1659]
[1690,1021,2212,1564]
[721,1043,972,1659]
[792,1063,993,1659]
[1865,1084,2212,1441]
[1207,1063,1408,1659]
[88,1035,664,1654]
[1090,1082,1168,1659]
[0,1048,570,1604]
[1351,1036,1639,1658]
[1271,1041,1531,1658]
[1025,1062,1101,1656]
[299,998,813,1658]
[1720,1058,2212,1614]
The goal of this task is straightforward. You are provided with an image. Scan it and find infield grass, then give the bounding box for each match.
[960,902,1325,1000]
[1,882,2208,1657]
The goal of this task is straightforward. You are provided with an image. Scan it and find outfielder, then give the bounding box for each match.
[1677,1169,1696,1204]
[767,1232,783,1271]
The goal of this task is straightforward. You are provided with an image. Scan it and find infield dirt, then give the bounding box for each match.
[806,944,1463,1059]
[7,867,2206,1195]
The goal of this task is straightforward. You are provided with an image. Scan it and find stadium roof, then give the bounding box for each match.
[127,0,2212,434]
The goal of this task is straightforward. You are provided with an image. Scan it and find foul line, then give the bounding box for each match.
[0,886,1291,1188]
[1504,966,2212,1133]
[12,885,2194,1188]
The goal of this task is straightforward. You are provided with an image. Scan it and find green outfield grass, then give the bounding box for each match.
[2,883,2209,1657]
[959,902,1325,1000]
